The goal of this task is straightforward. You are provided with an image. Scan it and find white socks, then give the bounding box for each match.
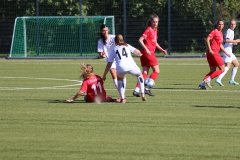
[137,75,145,94]
[218,67,229,80]
[231,67,238,81]
[123,77,126,89]
[117,80,125,100]
[216,66,238,81]
[114,78,126,89]
[113,78,118,89]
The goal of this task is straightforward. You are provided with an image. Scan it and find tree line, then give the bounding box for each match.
[1,0,240,54]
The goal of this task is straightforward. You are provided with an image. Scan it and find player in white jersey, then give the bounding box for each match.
[102,34,146,103]
[215,20,240,86]
[97,24,126,93]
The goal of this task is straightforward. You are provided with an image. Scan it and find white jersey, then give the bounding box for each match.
[223,28,234,53]
[97,35,116,60]
[222,28,236,62]
[108,44,138,72]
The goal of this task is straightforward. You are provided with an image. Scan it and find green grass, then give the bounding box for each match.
[1,58,240,160]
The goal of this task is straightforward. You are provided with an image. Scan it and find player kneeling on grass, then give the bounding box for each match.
[102,34,146,103]
[66,63,114,103]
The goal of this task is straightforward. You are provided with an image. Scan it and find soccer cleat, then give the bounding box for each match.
[133,91,141,97]
[204,79,212,89]
[215,79,224,86]
[145,88,154,96]
[229,80,239,85]
[198,85,207,90]
[115,98,126,103]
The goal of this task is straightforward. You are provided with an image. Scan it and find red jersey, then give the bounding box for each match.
[140,26,158,67]
[207,29,223,53]
[80,74,107,102]
[141,26,158,53]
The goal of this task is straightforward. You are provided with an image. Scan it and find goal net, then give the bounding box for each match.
[9,16,115,58]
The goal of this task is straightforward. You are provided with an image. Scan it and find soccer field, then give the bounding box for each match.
[1,58,240,160]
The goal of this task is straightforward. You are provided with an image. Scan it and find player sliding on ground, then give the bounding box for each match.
[66,63,114,103]
[102,34,146,103]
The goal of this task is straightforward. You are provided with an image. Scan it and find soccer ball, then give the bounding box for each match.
[145,78,155,88]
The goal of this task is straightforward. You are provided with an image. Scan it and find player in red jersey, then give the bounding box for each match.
[133,14,167,97]
[198,20,230,89]
[66,63,113,103]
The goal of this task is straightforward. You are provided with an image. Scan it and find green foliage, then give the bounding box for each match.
[1,0,240,54]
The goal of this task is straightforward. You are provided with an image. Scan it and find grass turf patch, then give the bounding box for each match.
[1,58,240,160]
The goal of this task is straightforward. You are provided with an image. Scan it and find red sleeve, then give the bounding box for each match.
[208,29,215,40]
[80,80,88,93]
[141,27,150,39]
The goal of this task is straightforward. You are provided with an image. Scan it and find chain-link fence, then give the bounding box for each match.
[1,0,240,56]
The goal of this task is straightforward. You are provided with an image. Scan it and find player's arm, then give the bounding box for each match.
[206,37,213,54]
[133,49,142,56]
[220,44,230,57]
[97,40,107,58]
[128,44,142,56]
[156,42,167,55]
[66,90,85,103]
[98,52,106,58]
[225,38,240,45]
[139,36,150,55]
[102,62,112,81]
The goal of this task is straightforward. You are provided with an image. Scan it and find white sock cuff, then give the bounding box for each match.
[225,67,229,71]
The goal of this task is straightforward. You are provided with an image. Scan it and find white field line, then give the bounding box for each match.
[1,77,239,92]
[2,62,207,66]
[0,76,81,82]
[0,76,82,91]
[1,86,239,93]
[107,88,240,93]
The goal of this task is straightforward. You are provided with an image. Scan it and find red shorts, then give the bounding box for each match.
[140,50,158,67]
[206,50,224,67]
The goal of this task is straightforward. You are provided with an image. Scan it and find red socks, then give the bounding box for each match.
[204,70,223,80]
[150,72,159,81]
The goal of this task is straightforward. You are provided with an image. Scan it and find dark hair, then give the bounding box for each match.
[214,20,224,28]
[147,14,159,27]
[100,24,108,45]
[115,34,128,46]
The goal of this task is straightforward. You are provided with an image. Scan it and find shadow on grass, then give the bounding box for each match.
[153,87,194,90]
[48,99,86,103]
[194,105,240,109]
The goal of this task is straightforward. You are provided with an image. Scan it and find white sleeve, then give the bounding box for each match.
[97,39,104,52]
[225,29,232,39]
[128,44,136,53]
[108,49,115,63]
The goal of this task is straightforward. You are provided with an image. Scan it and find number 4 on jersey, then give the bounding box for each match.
[116,47,128,59]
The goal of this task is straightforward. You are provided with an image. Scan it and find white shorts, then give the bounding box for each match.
[106,58,116,69]
[222,53,237,63]
[117,66,141,78]
[110,61,116,69]
[222,47,237,63]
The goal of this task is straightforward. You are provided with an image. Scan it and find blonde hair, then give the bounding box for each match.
[115,34,128,46]
[80,63,93,79]
[228,19,236,28]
